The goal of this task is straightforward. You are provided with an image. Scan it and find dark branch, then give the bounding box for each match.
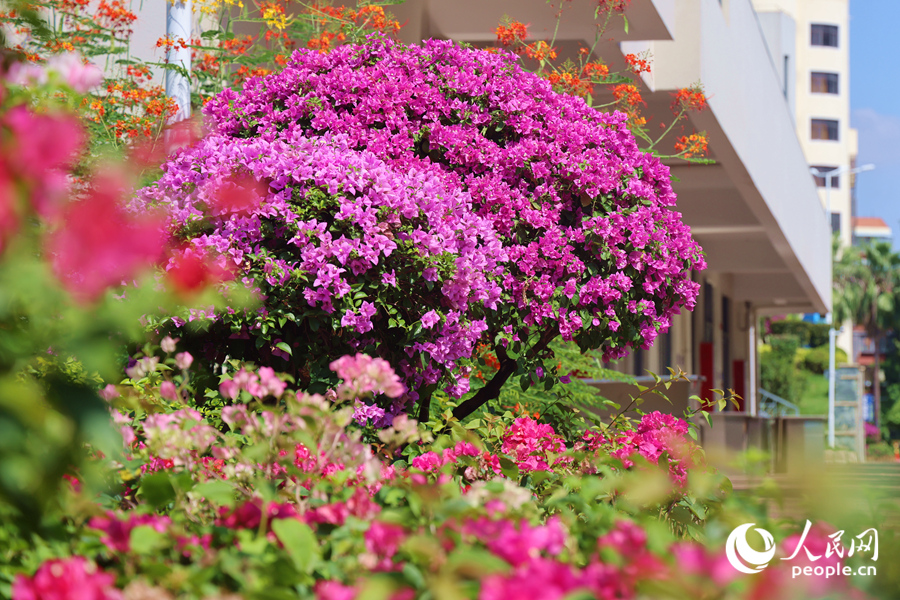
[451,330,558,422]
[452,348,518,422]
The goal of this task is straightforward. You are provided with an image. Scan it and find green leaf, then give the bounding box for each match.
[446,547,510,577]
[498,456,519,480]
[271,518,319,573]
[140,473,175,507]
[130,525,166,554]
[623,15,630,34]
[402,563,427,589]
[193,480,235,507]
[275,342,293,357]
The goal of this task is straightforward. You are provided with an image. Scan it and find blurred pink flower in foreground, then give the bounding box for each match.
[1,105,84,219]
[331,353,406,400]
[11,556,122,600]
[7,53,103,93]
[47,174,167,302]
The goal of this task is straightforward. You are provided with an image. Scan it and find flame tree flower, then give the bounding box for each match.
[141,39,704,422]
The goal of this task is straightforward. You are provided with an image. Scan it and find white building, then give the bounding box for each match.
[753,0,857,246]
[752,0,858,356]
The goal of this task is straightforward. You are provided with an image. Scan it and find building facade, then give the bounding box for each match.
[753,0,862,361]
[753,0,857,248]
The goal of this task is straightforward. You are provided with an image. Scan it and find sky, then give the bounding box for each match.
[849,1,900,245]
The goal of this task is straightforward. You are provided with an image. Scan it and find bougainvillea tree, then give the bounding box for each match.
[141,38,705,424]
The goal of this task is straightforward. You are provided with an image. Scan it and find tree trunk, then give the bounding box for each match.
[874,334,882,431]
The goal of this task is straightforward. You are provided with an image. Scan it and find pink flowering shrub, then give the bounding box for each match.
[4,351,880,600]
[142,38,705,421]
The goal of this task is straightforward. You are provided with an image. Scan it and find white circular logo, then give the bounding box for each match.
[726,523,776,574]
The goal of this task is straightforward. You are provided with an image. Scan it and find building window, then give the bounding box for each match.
[811,72,839,94]
[811,119,839,141]
[812,165,840,188]
[831,212,841,235]
[811,24,838,47]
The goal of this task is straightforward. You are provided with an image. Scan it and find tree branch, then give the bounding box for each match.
[451,330,558,422]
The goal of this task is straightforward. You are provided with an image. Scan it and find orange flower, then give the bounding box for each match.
[671,85,707,113]
[194,53,220,74]
[307,31,336,52]
[126,64,151,81]
[545,71,592,98]
[95,0,137,33]
[524,40,557,61]
[613,83,643,106]
[624,53,651,75]
[582,61,609,80]
[221,34,253,56]
[156,36,189,50]
[47,40,75,52]
[496,20,528,47]
[233,66,270,86]
[674,132,710,159]
[356,5,399,32]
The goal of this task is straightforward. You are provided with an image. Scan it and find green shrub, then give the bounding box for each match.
[760,334,806,402]
[769,320,831,348]
[798,344,848,374]
[867,441,895,460]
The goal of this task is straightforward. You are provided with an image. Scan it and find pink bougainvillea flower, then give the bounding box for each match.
[130,118,203,168]
[174,351,193,370]
[159,380,179,401]
[0,164,17,254]
[331,353,406,401]
[205,174,267,215]
[47,52,104,93]
[315,581,357,600]
[500,416,567,472]
[8,54,103,93]
[1,105,84,218]
[47,174,167,302]
[12,557,122,600]
[671,542,737,587]
[88,512,171,554]
[164,243,234,296]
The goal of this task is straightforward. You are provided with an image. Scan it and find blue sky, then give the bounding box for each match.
[849,1,900,244]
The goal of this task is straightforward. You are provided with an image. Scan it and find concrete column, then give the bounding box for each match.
[166,0,192,122]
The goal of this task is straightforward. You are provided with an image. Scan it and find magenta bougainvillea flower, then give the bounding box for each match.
[11,557,122,600]
[141,38,704,422]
